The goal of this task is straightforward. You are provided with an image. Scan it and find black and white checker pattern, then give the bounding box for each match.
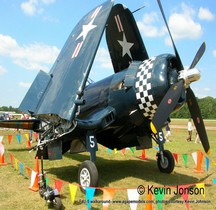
[135,57,158,119]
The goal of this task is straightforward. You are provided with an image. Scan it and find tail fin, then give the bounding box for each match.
[106,4,148,73]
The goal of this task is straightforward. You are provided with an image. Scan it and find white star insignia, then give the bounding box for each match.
[118,33,134,59]
[76,19,97,41]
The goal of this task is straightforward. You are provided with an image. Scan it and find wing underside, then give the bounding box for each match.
[19,0,114,122]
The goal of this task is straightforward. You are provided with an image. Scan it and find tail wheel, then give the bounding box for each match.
[78,160,98,193]
[157,150,175,174]
[53,197,62,210]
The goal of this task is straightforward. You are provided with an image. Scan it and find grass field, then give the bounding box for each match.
[0,119,215,210]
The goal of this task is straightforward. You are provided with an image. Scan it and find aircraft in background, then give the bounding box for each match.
[0,0,210,207]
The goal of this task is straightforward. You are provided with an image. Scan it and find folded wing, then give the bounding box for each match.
[106,4,148,73]
[19,0,114,122]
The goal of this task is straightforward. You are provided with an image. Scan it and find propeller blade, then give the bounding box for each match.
[150,80,184,134]
[189,42,206,69]
[157,0,184,70]
[186,87,210,154]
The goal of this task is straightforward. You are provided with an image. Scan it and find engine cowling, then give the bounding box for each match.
[134,54,186,119]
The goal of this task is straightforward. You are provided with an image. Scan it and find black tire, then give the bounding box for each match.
[78,160,98,193]
[53,196,62,210]
[157,150,175,174]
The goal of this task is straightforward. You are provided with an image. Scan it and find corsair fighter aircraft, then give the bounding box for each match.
[0,0,210,193]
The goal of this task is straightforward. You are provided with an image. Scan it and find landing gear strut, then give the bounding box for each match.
[78,131,99,193]
[155,130,175,174]
[38,147,63,210]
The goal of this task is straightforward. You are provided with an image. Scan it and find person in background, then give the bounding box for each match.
[187,118,193,141]
[195,131,200,144]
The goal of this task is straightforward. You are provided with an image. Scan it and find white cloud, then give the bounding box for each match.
[137,3,202,44]
[41,0,55,4]
[168,3,202,41]
[0,65,7,75]
[0,34,60,72]
[20,0,55,16]
[19,82,32,88]
[21,0,39,16]
[137,12,166,37]
[95,47,112,69]
[198,7,214,21]
[204,87,210,92]
[213,50,216,58]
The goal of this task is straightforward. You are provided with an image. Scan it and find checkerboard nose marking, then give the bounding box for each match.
[135,57,158,119]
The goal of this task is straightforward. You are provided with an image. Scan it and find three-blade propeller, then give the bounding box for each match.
[151,0,210,154]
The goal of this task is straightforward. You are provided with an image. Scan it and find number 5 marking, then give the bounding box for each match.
[158,132,163,142]
[89,135,95,148]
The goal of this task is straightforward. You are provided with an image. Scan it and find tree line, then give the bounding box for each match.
[0,106,20,113]
[171,96,216,119]
[0,96,215,119]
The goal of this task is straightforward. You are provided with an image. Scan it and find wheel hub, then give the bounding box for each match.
[160,156,169,169]
[80,168,91,189]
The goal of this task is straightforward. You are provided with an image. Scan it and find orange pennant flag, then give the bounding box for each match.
[26,166,32,178]
[194,150,204,173]
[69,184,78,204]
[8,135,12,144]
[9,153,14,166]
[122,148,126,155]
[54,179,64,193]
[173,153,178,163]
[145,191,153,210]
[103,188,116,210]
[34,132,39,140]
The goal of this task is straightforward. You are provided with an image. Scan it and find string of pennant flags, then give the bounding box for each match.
[1,132,213,173]
[1,131,39,146]
[2,150,216,210]
[0,134,216,210]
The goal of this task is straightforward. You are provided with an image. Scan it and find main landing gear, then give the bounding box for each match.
[78,131,99,193]
[154,130,175,174]
[78,160,99,193]
[157,150,175,173]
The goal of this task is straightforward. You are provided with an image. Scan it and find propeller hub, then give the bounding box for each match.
[178,68,201,88]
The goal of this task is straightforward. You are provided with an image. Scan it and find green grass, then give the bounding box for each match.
[0,119,216,210]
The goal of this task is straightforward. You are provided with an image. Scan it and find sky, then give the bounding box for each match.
[0,0,215,107]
